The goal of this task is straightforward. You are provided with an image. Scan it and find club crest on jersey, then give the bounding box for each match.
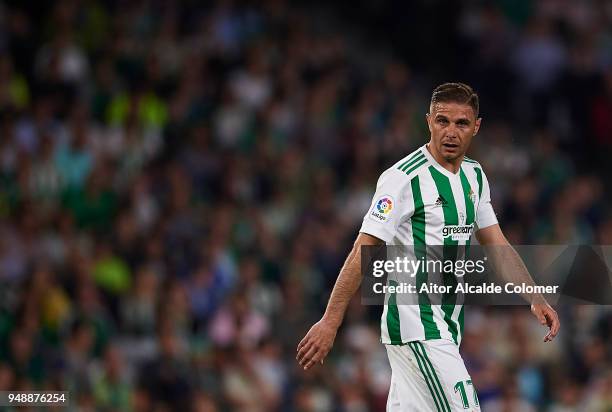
[468,188,477,204]
[370,195,394,222]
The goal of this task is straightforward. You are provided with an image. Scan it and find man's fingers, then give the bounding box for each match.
[297,345,313,364]
[552,319,560,336]
[296,337,310,357]
[296,340,313,362]
[304,349,327,370]
[297,337,306,352]
[542,308,560,342]
[544,328,554,342]
[549,311,560,337]
[544,309,559,329]
[297,333,312,352]
[303,359,315,370]
[301,344,320,366]
[302,347,321,370]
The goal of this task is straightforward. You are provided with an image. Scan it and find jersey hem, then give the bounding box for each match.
[381,336,459,346]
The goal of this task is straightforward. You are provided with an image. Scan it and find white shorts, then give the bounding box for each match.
[386,340,480,412]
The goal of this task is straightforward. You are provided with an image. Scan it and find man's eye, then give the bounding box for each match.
[437,118,449,124]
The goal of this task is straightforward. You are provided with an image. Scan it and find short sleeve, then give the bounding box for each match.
[475,169,498,230]
[359,169,414,243]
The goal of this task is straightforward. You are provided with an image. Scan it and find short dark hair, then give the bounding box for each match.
[431,82,479,117]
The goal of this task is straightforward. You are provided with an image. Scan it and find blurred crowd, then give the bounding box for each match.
[0,0,611,411]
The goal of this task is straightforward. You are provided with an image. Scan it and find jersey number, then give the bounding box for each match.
[454,379,479,409]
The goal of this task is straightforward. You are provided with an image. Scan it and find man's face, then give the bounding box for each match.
[426,102,481,161]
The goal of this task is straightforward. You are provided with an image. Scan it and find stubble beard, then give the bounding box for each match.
[443,152,463,162]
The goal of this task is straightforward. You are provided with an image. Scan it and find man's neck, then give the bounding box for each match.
[426,143,463,174]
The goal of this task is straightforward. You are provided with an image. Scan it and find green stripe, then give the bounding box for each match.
[411,176,426,246]
[408,343,443,412]
[417,342,452,411]
[428,166,460,344]
[400,154,425,172]
[386,280,402,344]
[411,176,440,340]
[428,167,459,226]
[411,343,448,412]
[404,158,428,175]
[402,150,424,167]
[400,153,425,172]
[397,150,424,170]
[474,167,483,198]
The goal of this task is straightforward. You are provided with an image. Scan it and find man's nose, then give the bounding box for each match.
[445,130,459,139]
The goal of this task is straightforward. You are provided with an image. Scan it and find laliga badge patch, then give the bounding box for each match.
[370,195,394,223]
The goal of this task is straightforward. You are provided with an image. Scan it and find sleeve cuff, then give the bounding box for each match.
[359,222,394,243]
[476,206,498,230]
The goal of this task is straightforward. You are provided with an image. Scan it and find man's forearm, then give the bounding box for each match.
[321,234,382,328]
[321,243,364,328]
[485,244,546,304]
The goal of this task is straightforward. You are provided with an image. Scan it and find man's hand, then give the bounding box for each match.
[531,303,560,342]
[296,318,338,370]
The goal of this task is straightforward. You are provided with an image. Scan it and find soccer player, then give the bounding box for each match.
[296,83,560,411]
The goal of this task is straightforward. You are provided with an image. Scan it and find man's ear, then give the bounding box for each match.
[473,117,482,135]
[426,113,432,133]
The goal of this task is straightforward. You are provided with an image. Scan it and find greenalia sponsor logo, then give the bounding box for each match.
[442,224,474,241]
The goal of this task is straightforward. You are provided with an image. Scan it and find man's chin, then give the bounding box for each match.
[442,151,463,161]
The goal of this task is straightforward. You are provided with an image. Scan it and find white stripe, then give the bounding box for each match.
[381,304,390,343]
[448,173,468,342]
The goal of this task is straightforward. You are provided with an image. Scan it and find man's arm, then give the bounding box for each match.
[476,224,560,342]
[296,233,383,370]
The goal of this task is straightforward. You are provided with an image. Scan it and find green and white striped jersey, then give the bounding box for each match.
[360,144,497,346]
